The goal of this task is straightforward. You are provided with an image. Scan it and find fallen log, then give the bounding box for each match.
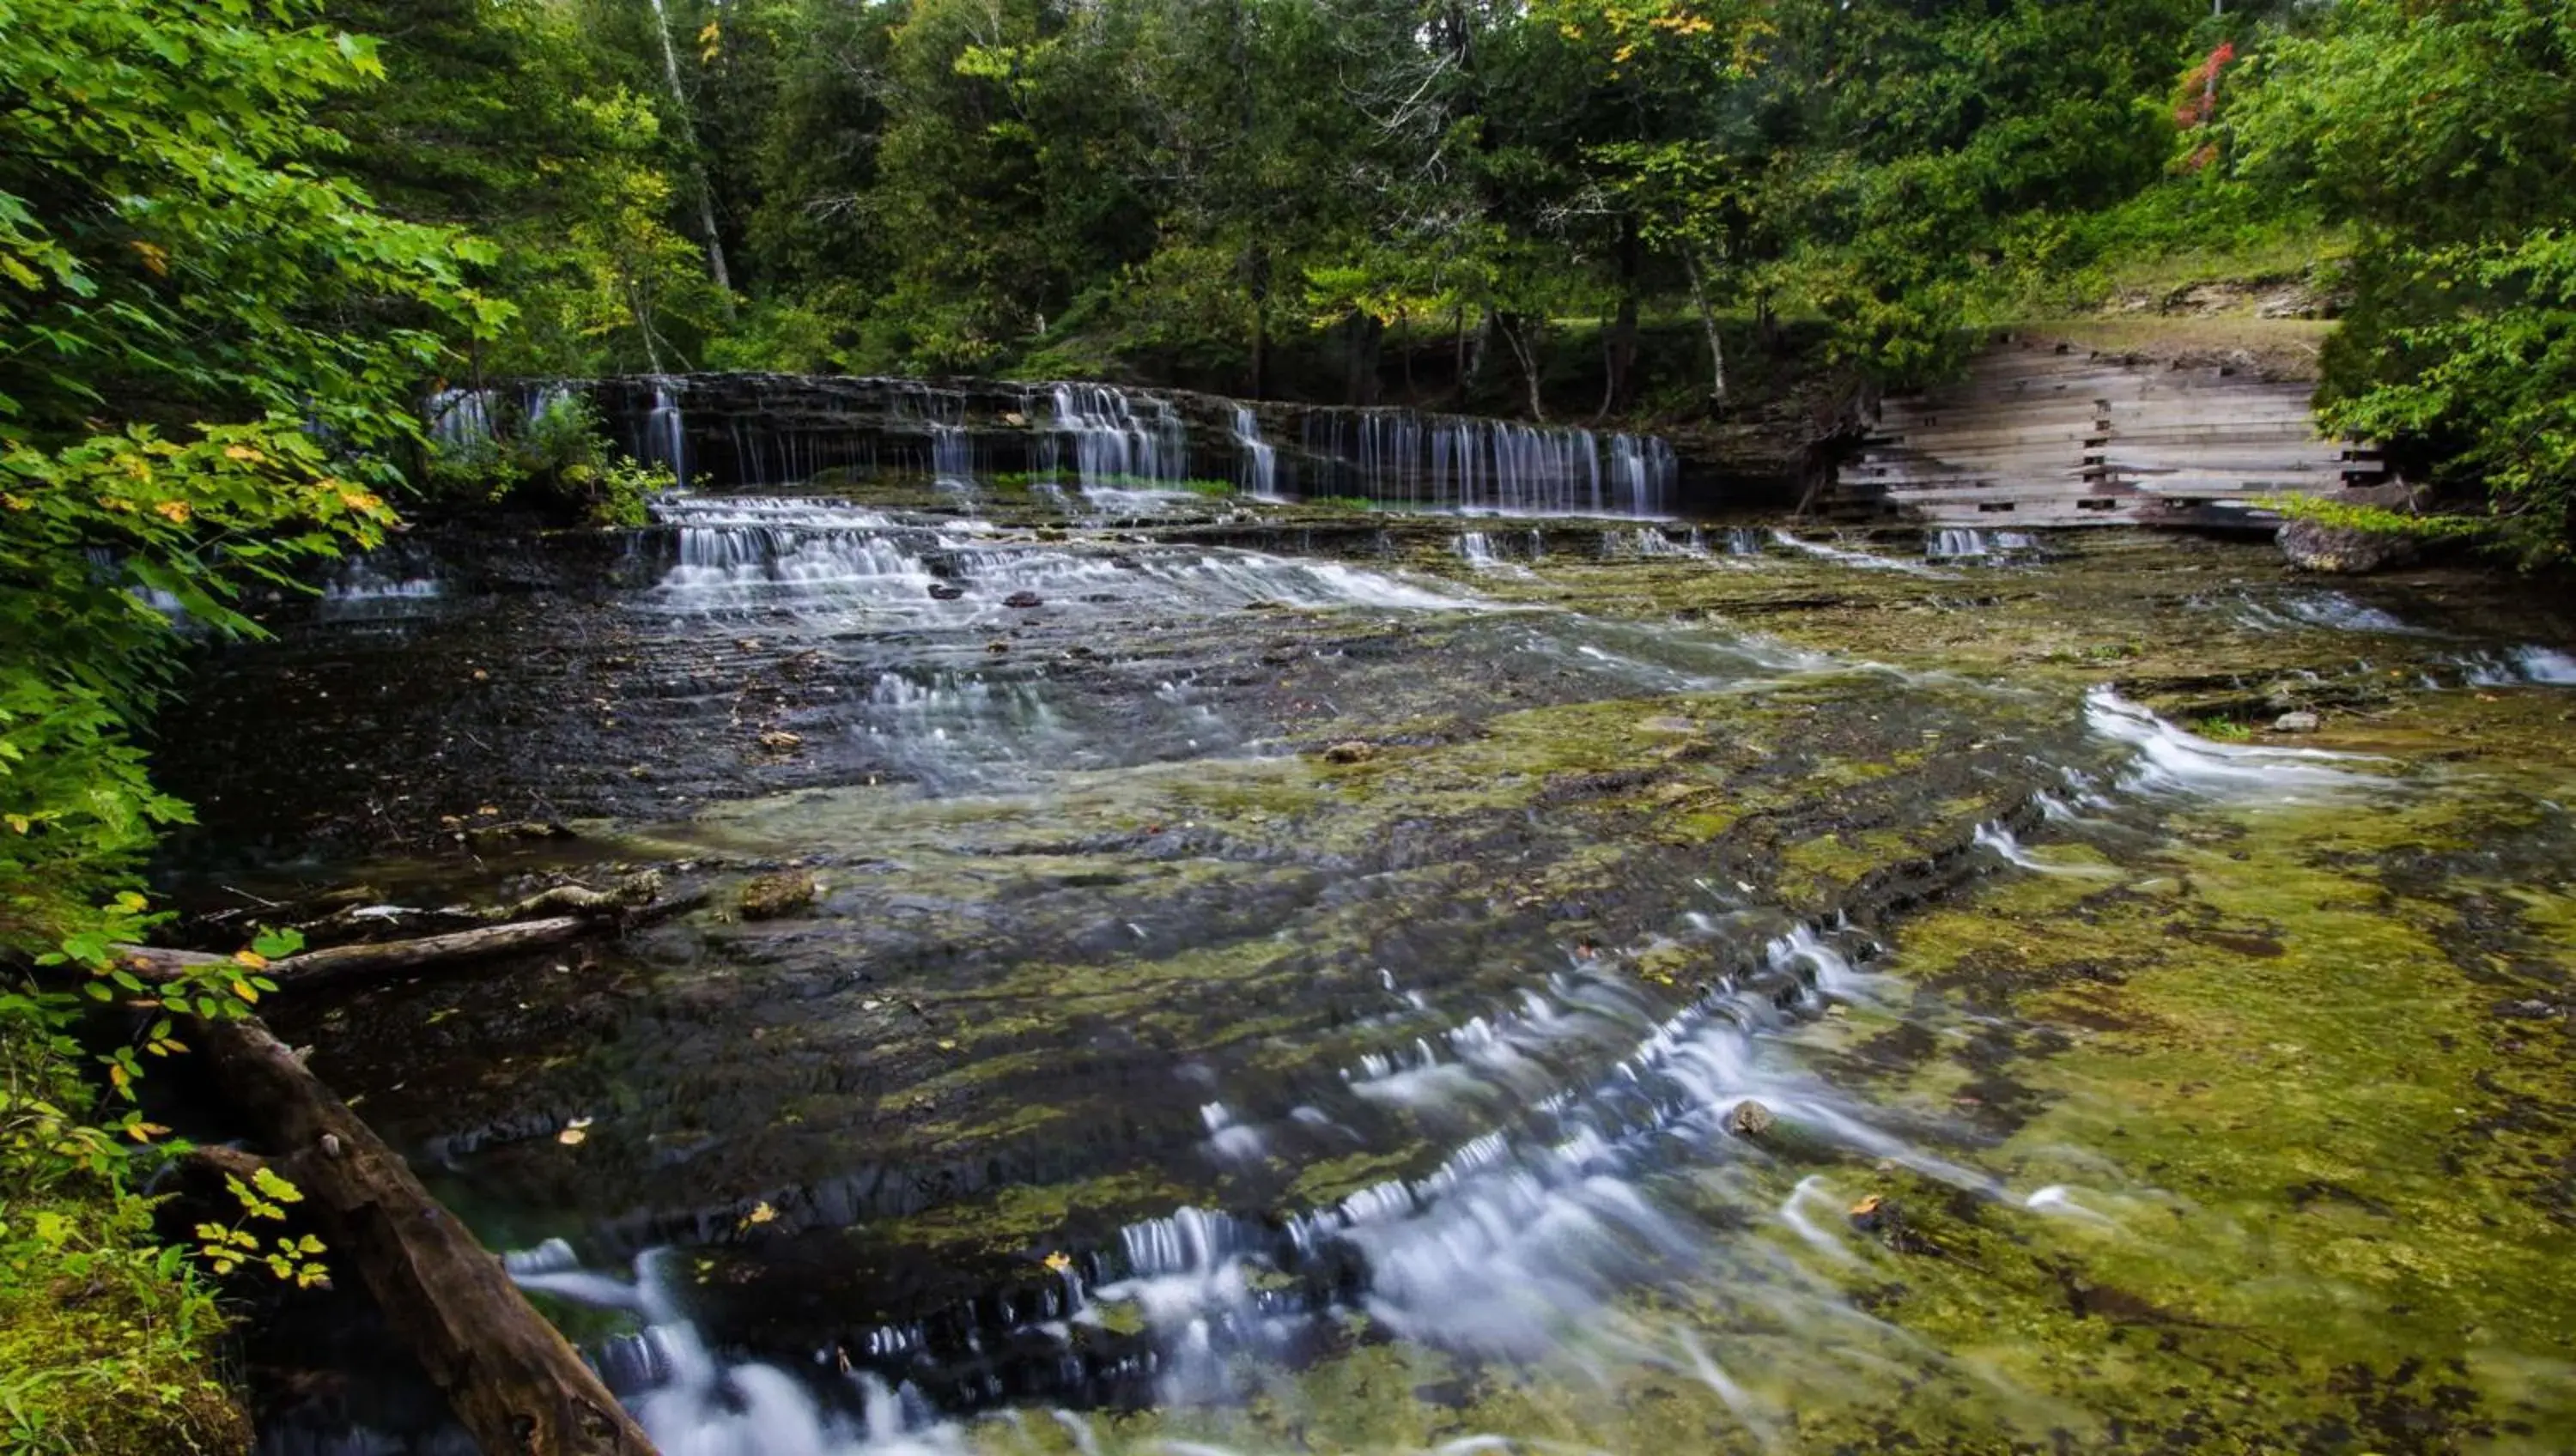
[115,890,701,993]
[190,1011,659,1456]
[119,916,590,991]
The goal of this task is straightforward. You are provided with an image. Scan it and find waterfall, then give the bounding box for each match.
[1048,383,1188,492]
[1232,406,1279,498]
[929,424,970,485]
[426,388,495,450]
[1297,409,1672,517]
[643,379,687,482]
[1928,529,1991,558]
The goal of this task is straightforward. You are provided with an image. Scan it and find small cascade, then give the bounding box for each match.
[1048,383,1188,494]
[642,379,688,482]
[1457,531,1501,570]
[1723,528,1762,556]
[1297,410,1673,517]
[503,917,2015,1430]
[1928,528,2039,560]
[2084,687,2369,798]
[1607,526,1702,560]
[2454,646,2576,686]
[317,549,444,619]
[1770,528,1940,576]
[653,495,925,594]
[1231,406,1279,498]
[929,424,971,486]
[1608,434,1677,512]
[426,388,495,450]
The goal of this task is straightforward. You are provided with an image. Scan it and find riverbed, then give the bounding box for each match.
[161,487,2576,1454]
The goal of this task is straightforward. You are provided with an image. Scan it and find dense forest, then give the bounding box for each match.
[3,0,2573,1447]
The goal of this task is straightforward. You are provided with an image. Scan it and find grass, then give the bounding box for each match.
[2004,315,2336,380]
[0,1028,245,1454]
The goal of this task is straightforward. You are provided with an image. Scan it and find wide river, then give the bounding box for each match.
[161,488,2576,1454]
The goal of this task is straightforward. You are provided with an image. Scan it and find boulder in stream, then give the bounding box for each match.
[2277,519,2421,574]
[738,869,818,920]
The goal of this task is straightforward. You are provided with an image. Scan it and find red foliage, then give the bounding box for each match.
[2175,41,2236,130]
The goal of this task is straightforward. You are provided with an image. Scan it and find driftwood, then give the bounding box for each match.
[117,887,698,994]
[188,1010,659,1456]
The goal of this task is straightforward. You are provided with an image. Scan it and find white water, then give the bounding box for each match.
[647,494,1482,620]
[1927,529,2038,560]
[1771,529,1941,576]
[426,387,495,450]
[644,379,689,482]
[1230,406,1279,499]
[2458,646,2576,686]
[509,915,2027,1451]
[1049,383,1189,495]
[2081,687,2370,799]
[2231,590,2423,635]
[1298,410,1674,517]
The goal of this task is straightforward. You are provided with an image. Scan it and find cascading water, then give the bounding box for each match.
[642,379,688,482]
[1048,383,1188,494]
[425,387,495,449]
[1298,410,1673,517]
[1231,405,1279,499]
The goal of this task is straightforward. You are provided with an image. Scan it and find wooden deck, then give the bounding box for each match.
[1830,337,2382,527]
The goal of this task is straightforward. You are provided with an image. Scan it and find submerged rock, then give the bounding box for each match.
[1003,590,1043,609]
[928,582,965,600]
[1726,1099,1776,1138]
[2277,519,2420,574]
[738,870,817,920]
[2272,711,2321,733]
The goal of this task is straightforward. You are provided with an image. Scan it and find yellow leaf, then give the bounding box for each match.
[153,499,192,523]
[4,815,28,834]
[131,240,169,276]
[744,1201,777,1225]
[222,445,266,464]
[232,949,268,970]
[229,979,259,1004]
[338,488,383,513]
[1042,1251,1073,1273]
[108,1064,130,1090]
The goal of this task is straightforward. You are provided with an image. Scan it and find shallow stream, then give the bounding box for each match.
[162,488,2576,1454]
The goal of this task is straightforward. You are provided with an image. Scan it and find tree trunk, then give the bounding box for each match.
[1498,312,1546,422]
[1599,221,1640,419]
[1397,307,1415,399]
[1683,248,1728,410]
[1242,244,1270,400]
[1461,307,1496,408]
[1345,311,1384,405]
[188,1010,660,1456]
[646,0,735,312]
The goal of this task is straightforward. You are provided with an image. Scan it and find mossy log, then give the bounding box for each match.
[185,1010,659,1456]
